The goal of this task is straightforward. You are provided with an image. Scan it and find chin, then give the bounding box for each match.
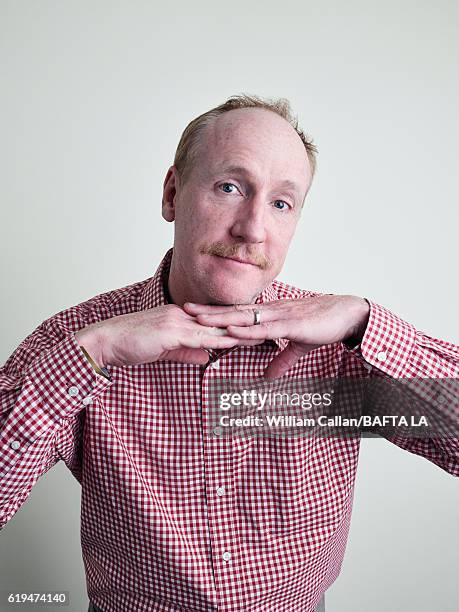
[196,257,270,304]
[204,279,259,305]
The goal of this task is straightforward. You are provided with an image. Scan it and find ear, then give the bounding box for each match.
[162,166,180,222]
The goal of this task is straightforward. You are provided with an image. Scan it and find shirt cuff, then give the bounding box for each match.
[0,333,112,476]
[343,299,417,378]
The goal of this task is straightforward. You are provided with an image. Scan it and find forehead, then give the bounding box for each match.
[197,108,311,188]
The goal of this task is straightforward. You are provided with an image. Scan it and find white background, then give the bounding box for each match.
[1,1,458,611]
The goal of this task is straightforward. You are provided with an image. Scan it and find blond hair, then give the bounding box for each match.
[174,94,317,183]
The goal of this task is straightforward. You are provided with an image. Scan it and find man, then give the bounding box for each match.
[1,95,457,612]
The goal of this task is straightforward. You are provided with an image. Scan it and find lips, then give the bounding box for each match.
[216,254,258,267]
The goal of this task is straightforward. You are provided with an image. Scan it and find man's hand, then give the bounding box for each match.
[75,304,264,368]
[184,295,370,379]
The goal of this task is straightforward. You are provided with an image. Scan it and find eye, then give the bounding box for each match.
[273,200,290,211]
[219,182,239,194]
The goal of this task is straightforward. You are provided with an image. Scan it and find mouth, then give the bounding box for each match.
[213,254,259,268]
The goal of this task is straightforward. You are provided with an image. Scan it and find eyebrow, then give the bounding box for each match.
[214,165,302,198]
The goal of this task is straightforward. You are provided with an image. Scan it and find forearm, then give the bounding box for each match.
[0,330,112,527]
[344,299,459,474]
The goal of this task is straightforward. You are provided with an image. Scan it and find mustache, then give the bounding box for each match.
[202,243,271,270]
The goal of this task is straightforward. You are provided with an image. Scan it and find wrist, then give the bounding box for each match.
[75,326,107,368]
[345,296,370,344]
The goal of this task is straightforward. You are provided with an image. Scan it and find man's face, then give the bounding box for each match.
[162,108,312,305]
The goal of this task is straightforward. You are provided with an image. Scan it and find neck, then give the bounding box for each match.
[166,253,201,306]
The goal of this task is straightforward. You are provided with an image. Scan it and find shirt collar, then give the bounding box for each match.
[139,248,288,350]
[138,248,173,312]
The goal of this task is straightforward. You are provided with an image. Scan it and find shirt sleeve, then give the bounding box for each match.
[343,299,459,475]
[0,320,113,529]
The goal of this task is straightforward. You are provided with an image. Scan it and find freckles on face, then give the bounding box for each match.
[176,175,299,275]
[171,116,307,300]
[176,189,218,247]
[171,183,300,304]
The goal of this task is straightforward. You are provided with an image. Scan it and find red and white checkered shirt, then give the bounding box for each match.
[1,248,458,612]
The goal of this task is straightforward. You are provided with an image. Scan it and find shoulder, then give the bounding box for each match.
[39,276,151,341]
[2,277,151,376]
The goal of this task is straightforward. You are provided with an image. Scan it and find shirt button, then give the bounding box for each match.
[222,551,231,562]
[364,363,372,372]
[216,486,225,496]
[437,395,446,404]
[11,440,21,450]
[210,361,220,369]
[213,426,223,436]
[82,396,92,405]
[376,351,387,362]
[68,386,80,397]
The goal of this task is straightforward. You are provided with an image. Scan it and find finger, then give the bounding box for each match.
[225,321,288,340]
[194,325,230,336]
[179,323,265,349]
[263,342,310,380]
[184,299,294,313]
[188,321,269,337]
[196,308,278,328]
[184,302,279,321]
[186,322,237,337]
[183,302,234,315]
[191,334,265,350]
[163,338,265,364]
[161,347,210,365]
[175,310,200,321]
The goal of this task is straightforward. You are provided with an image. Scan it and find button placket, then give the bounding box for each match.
[206,436,235,558]
[201,365,239,597]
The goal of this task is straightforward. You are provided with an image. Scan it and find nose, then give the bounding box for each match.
[229,195,267,244]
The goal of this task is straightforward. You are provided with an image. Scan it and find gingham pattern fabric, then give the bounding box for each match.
[1,248,458,612]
